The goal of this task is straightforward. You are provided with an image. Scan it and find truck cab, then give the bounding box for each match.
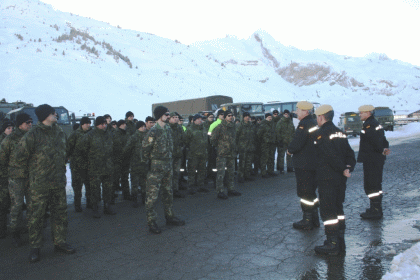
[338,112,362,136]
[219,102,264,121]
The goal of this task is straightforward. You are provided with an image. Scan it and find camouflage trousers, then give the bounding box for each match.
[253,145,261,173]
[172,157,182,191]
[8,178,30,233]
[146,160,174,226]
[276,146,293,171]
[215,157,235,193]
[0,178,10,216]
[0,178,10,236]
[130,168,148,197]
[238,151,253,180]
[29,187,68,248]
[260,143,276,175]
[90,174,113,205]
[113,162,130,196]
[71,168,90,206]
[187,157,207,189]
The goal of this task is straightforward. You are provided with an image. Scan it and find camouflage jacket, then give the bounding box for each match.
[203,120,213,133]
[142,122,173,162]
[66,126,91,171]
[125,120,136,136]
[211,120,236,158]
[75,127,114,176]
[257,120,276,144]
[9,123,67,189]
[0,132,7,143]
[276,116,295,146]
[169,123,185,159]
[113,128,129,165]
[236,121,255,152]
[0,128,27,178]
[184,123,208,159]
[123,130,148,173]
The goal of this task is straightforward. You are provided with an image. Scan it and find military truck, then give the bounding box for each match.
[0,99,33,125]
[152,95,233,122]
[263,101,321,127]
[338,112,363,137]
[219,102,265,121]
[374,106,394,131]
[6,106,73,137]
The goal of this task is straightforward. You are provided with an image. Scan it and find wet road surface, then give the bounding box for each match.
[1,139,419,279]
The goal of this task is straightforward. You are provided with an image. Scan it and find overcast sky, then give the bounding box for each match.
[42,0,420,66]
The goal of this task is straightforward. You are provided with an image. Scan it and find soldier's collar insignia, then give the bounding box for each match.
[366,125,370,129]
[317,135,322,139]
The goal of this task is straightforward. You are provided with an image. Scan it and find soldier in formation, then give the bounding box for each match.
[276,110,295,173]
[236,112,255,183]
[113,120,130,200]
[168,112,185,198]
[258,113,277,178]
[1,120,14,142]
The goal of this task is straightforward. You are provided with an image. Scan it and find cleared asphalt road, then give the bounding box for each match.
[1,138,420,280]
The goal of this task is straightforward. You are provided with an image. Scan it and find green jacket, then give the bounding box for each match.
[142,122,173,161]
[113,128,129,165]
[66,126,91,171]
[76,127,114,176]
[211,120,236,158]
[123,130,148,173]
[169,123,185,158]
[276,116,295,146]
[236,121,255,152]
[257,120,276,144]
[125,120,136,136]
[0,132,7,143]
[0,128,27,178]
[184,123,208,158]
[10,123,67,189]
[208,118,222,135]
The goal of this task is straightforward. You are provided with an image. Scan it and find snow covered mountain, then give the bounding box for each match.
[1,0,419,121]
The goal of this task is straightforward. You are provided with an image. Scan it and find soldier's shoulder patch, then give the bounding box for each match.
[148,137,153,143]
[317,135,322,139]
[299,126,304,129]
[366,125,371,129]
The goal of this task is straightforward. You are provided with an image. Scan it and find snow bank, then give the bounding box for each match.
[382,242,420,280]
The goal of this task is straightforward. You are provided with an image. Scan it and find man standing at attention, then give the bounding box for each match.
[142,106,185,234]
[11,104,75,263]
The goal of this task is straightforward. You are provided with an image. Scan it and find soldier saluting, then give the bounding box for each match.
[358,105,390,219]
[142,106,185,234]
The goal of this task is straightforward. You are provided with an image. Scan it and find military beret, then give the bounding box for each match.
[315,104,333,116]
[125,111,134,118]
[223,110,233,118]
[136,121,146,129]
[117,120,126,127]
[296,101,314,110]
[265,113,272,119]
[80,117,91,126]
[358,105,375,112]
[272,110,279,114]
[95,116,107,126]
[193,114,203,121]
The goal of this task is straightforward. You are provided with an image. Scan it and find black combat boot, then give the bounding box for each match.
[0,212,7,239]
[12,232,23,247]
[360,199,383,220]
[338,220,346,252]
[293,210,314,230]
[293,211,314,230]
[54,243,76,254]
[74,200,82,213]
[132,194,140,208]
[29,248,41,263]
[149,222,162,234]
[92,203,101,219]
[166,216,186,226]
[312,208,320,228]
[104,203,117,215]
[314,235,340,255]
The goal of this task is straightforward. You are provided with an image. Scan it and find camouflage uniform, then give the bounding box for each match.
[113,128,130,198]
[0,131,12,237]
[75,127,114,206]
[276,116,295,171]
[252,121,261,174]
[236,121,255,180]
[142,122,175,226]
[211,120,236,193]
[257,119,276,175]
[169,122,185,192]
[203,120,214,180]
[0,132,8,143]
[66,126,91,209]
[10,123,68,248]
[0,128,30,235]
[184,123,208,190]
[125,120,136,136]
[123,130,148,199]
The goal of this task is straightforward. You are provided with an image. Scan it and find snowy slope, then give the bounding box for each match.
[1,0,419,123]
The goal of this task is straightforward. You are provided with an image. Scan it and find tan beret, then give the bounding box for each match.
[358,105,375,112]
[296,101,314,110]
[315,104,333,116]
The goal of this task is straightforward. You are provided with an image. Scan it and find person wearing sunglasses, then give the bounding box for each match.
[142,106,185,234]
[0,114,32,245]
